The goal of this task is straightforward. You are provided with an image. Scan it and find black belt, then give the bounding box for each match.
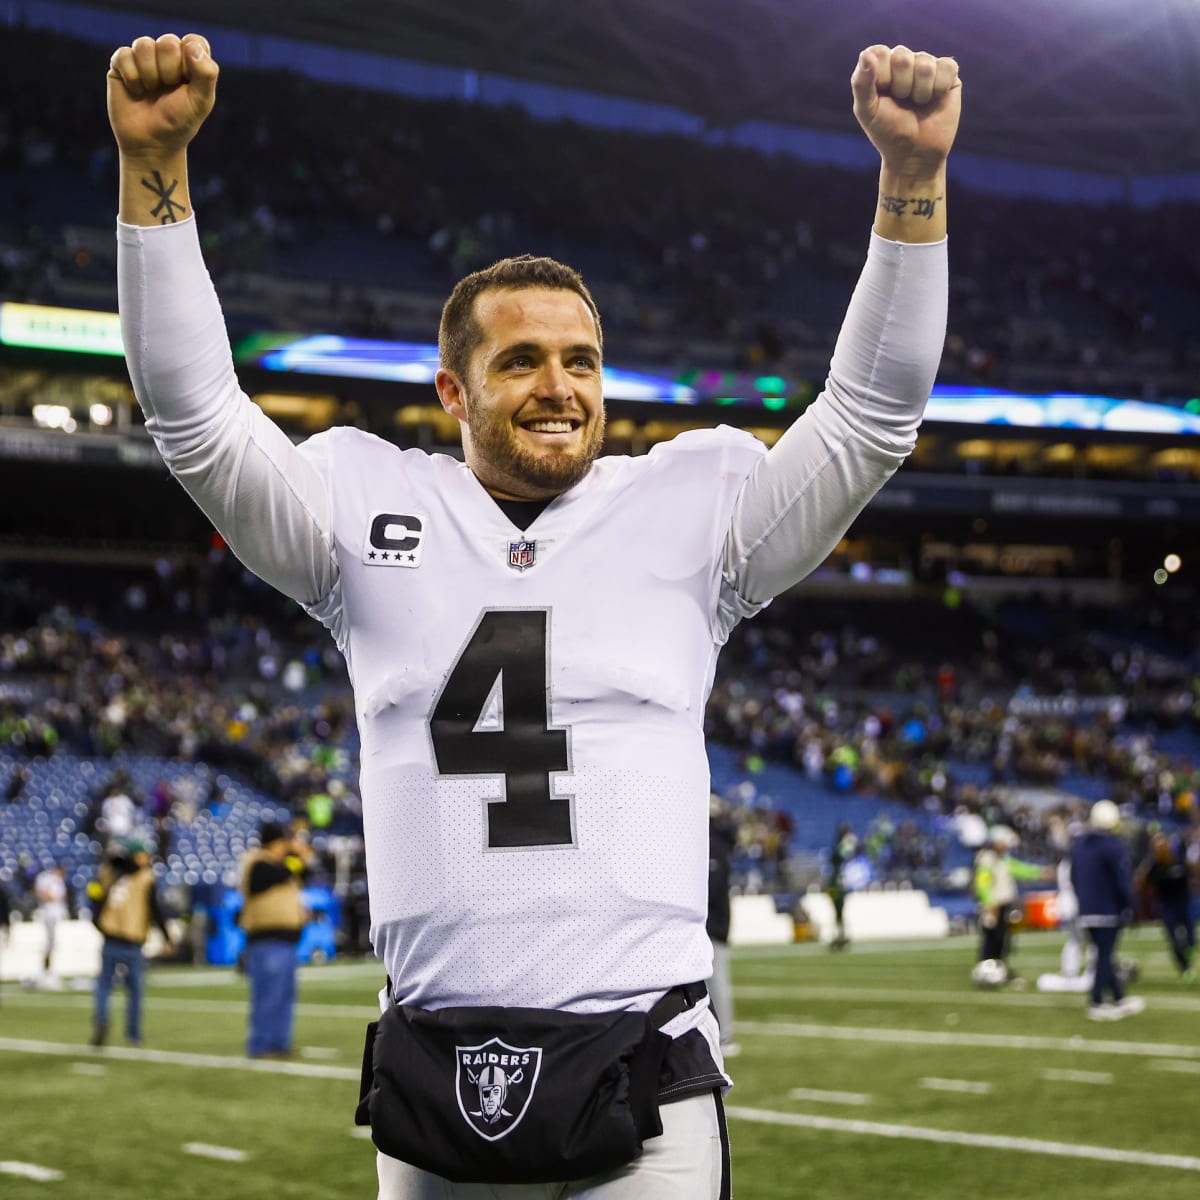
[648,981,707,1028]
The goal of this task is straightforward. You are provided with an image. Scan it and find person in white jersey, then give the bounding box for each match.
[106,32,960,1199]
[34,865,69,984]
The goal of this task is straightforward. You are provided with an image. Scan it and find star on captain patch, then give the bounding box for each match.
[363,511,425,568]
[508,540,536,571]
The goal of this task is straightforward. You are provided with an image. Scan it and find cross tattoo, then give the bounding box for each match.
[141,170,185,224]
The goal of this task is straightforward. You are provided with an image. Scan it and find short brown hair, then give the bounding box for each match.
[438,255,603,381]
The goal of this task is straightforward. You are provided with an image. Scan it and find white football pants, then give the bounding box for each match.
[376,1090,730,1200]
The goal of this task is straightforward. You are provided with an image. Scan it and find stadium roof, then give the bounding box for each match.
[80,0,1200,176]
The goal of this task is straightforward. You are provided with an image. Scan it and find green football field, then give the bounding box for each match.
[1,926,1196,1199]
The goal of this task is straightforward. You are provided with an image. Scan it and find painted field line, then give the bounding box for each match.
[0,1161,64,1182]
[0,994,375,1021]
[739,1019,1200,1061]
[1040,1068,1113,1085]
[920,1077,992,1095]
[0,1037,359,1080]
[735,985,1200,1013]
[731,938,971,961]
[183,1142,248,1163]
[300,1046,341,1059]
[725,1107,1200,1172]
[1150,1060,1200,1075]
[141,962,384,989]
[69,1062,107,1076]
[789,1087,870,1106]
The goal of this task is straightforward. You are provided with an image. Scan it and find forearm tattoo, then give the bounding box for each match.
[141,170,185,223]
[879,192,942,220]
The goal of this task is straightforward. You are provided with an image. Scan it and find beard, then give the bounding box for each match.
[465,394,606,497]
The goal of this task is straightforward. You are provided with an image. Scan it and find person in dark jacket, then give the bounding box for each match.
[0,881,12,1006]
[1134,832,1196,983]
[1071,800,1144,1021]
[707,798,739,1056]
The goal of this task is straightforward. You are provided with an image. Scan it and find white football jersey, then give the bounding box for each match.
[119,215,948,1021]
[299,426,767,1012]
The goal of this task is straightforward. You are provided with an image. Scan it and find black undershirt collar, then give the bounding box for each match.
[492,496,553,532]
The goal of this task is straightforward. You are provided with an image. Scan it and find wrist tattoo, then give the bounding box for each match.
[141,170,185,224]
[879,192,943,220]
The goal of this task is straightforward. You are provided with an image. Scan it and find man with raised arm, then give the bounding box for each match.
[108,33,960,1199]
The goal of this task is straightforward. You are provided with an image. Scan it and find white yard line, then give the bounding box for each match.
[0,1037,359,1080]
[734,985,1200,1013]
[920,1077,992,1095]
[739,1019,1200,1060]
[300,1046,341,1059]
[1040,1068,1113,1085]
[182,1143,248,1163]
[726,1107,1200,1172]
[0,994,375,1020]
[140,962,384,989]
[1149,1060,1200,1075]
[0,1161,65,1182]
[788,1087,871,1105]
[68,1062,108,1076]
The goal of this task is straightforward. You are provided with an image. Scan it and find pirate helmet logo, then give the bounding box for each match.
[455,1037,543,1141]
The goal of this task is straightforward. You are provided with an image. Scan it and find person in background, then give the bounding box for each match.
[1134,831,1195,984]
[34,863,68,986]
[827,823,858,950]
[1071,800,1145,1021]
[238,819,312,1058]
[0,880,12,1006]
[88,837,175,1046]
[973,825,1047,981]
[707,797,739,1057]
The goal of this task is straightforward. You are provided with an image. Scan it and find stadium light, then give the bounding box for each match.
[89,403,113,427]
[1163,553,1182,573]
[31,403,76,432]
[1153,568,1169,585]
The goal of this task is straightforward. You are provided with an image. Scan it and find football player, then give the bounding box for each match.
[107,34,960,1198]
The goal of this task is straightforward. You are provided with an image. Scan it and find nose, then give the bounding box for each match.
[533,360,573,404]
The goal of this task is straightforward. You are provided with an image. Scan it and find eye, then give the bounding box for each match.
[571,355,597,371]
[505,355,533,371]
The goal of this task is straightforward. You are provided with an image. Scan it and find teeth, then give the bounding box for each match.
[525,421,574,433]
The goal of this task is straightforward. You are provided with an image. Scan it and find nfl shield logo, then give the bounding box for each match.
[456,1037,543,1142]
[508,540,537,571]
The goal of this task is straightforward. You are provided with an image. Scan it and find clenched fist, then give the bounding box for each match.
[107,32,219,161]
[852,45,961,178]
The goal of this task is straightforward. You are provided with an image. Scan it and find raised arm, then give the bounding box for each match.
[109,34,337,608]
[108,32,215,225]
[724,45,960,606]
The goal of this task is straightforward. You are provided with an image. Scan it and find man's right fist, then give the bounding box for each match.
[107,33,218,160]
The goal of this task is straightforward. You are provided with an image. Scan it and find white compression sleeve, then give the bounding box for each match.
[118,217,337,606]
[724,230,948,604]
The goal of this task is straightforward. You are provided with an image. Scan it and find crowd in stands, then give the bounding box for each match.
[2,553,1197,919]
[2,27,1198,397]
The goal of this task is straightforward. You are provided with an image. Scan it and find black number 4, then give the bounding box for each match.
[429,609,573,849]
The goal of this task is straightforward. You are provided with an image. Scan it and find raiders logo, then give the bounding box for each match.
[455,1037,543,1142]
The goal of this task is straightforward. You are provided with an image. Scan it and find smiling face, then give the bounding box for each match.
[436,286,606,500]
